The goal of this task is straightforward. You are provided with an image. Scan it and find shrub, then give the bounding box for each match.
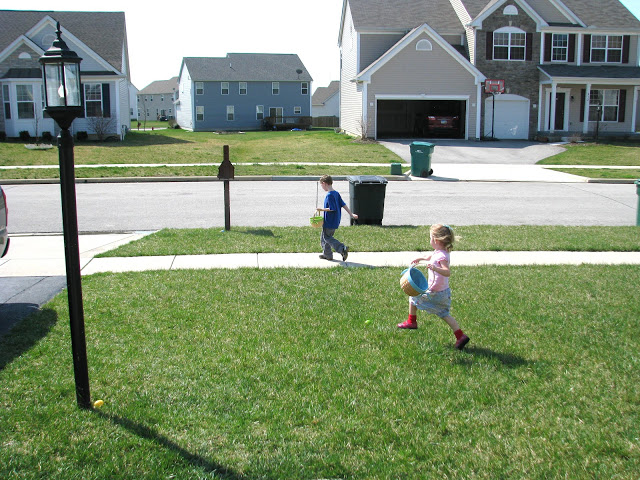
[76,131,88,141]
[19,130,31,141]
[42,131,53,143]
[0,132,6,142]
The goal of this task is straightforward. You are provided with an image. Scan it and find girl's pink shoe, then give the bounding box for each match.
[397,319,417,329]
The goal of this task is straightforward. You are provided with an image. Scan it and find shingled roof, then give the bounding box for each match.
[312,81,339,105]
[0,10,127,73]
[139,77,179,95]
[182,54,312,82]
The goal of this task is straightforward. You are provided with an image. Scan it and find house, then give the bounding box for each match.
[312,80,340,118]
[137,76,178,121]
[0,10,132,140]
[339,0,640,141]
[176,53,313,132]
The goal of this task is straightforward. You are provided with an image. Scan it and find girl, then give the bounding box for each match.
[397,224,469,350]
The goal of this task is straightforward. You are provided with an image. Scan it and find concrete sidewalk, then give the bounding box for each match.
[2,234,640,278]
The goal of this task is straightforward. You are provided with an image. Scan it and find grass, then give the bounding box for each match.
[550,168,640,180]
[98,225,640,257]
[1,265,639,478]
[0,129,399,168]
[537,142,640,166]
[0,164,396,180]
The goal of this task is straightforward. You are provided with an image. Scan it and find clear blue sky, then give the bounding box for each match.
[13,0,640,92]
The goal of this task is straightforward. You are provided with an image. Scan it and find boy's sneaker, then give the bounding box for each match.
[454,334,470,350]
[342,246,349,261]
[319,254,332,260]
[397,319,417,329]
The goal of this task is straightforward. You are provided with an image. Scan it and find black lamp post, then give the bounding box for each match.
[39,22,91,409]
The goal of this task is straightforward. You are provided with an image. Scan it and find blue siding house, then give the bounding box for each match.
[176,53,313,132]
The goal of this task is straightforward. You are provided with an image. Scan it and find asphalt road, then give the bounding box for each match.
[3,179,638,234]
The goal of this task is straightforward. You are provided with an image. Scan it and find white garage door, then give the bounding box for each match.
[484,94,529,140]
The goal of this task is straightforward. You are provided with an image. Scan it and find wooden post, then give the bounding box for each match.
[217,145,235,231]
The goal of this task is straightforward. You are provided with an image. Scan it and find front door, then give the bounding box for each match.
[546,90,569,131]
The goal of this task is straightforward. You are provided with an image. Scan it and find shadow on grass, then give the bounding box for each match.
[459,346,529,368]
[240,229,276,237]
[0,307,58,370]
[96,411,245,479]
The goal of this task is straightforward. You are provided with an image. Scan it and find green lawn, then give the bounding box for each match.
[99,225,640,257]
[537,142,640,166]
[0,129,399,168]
[1,265,639,478]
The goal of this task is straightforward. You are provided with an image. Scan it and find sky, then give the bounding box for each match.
[11,0,640,93]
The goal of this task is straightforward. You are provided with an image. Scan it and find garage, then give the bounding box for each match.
[483,94,529,139]
[377,99,466,139]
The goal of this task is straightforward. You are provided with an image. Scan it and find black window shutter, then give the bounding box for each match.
[486,31,493,60]
[583,35,591,63]
[580,89,585,122]
[102,83,111,118]
[568,34,576,63]
[622,36,630,64]
[526,33,533,61]
[618,89,626,122]
[544,33,552,62]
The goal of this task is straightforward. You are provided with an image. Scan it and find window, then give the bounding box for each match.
[272,82,279,95]
[196,82,204,95]
[589,89,619,122]
[294,106,301,114]
[552,34,568,62]
[85,83,103,117]
[196,105,204,121]
[494,29,526,60]
[161,95,164,102]
[416,39,433,51]
[16,85,35,119]
[239,82,247,95]
[227,105,234,121]
[221,82,229,95]
[150,95,153,101]
[301,82,308,95]
[2,85,10,120]
[591,35,622,63]
[256,105,264,120]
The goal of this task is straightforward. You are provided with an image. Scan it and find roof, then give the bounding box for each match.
[346,0,464,33]
[0,10,127,73]
[182,54,313,82]
[139,77,179,95]
[538,64,640,80]
[559,0,640,29]
[1,67,40,79]
[312,81,340,105]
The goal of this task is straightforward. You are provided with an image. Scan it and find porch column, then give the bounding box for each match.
[632,87,639,134]
[583,83,591,134]
[549,82,557,133]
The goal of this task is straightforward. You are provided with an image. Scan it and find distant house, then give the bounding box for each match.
[137,76,178,121]
[312,80,340,118]
[339,0,640,141]
[0,10,132,140]
[176,53,313,131]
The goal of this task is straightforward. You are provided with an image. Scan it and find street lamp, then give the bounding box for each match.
[39,22,91,409]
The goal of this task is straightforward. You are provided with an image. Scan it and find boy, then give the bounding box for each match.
[316,175,358,261]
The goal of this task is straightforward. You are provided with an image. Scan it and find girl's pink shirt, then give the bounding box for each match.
[428,249,450,292]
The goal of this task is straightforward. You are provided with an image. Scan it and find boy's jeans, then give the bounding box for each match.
[321,227,345,259]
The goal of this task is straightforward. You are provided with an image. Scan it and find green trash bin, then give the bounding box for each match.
[347,175,388,225]
[410,141,434,177]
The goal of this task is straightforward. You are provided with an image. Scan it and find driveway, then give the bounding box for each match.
[378,139,567,164]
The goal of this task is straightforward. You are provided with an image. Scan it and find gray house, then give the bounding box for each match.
[176,53,313,132]
[137,76,178,121]
[0,10,132,140]
[339,0,640,140]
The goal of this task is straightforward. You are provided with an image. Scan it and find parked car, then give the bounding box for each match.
[427,115,459,132]
[1,185,9,258]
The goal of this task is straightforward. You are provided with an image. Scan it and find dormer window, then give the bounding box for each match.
[493,27,526,60]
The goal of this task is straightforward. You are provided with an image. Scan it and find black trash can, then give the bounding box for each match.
[347,175,388,225]
[410,141,434,177]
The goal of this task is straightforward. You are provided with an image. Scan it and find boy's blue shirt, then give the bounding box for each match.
[323,190,345,229]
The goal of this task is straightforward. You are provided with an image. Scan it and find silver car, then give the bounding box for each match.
[1,185,9,258]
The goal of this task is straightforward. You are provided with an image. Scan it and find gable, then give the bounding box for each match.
[356,24,484,83]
